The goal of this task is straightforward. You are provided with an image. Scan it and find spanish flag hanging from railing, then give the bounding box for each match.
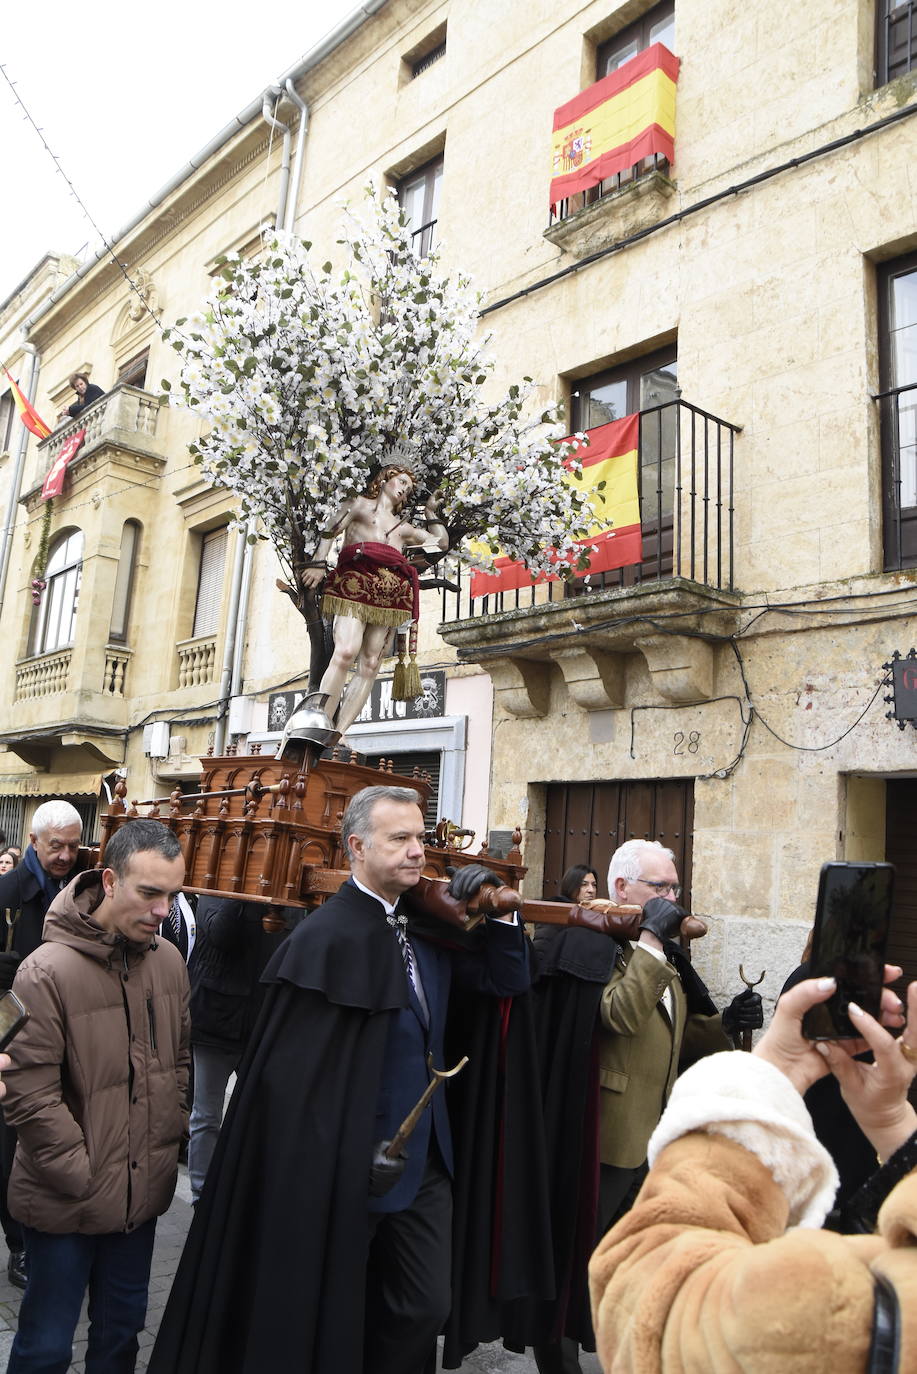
[470,414,642,597]
[549,43,679,211]
[2,367,52,440]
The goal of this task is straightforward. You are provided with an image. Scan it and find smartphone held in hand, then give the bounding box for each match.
[802,861,895,1041]
[0,990,29,1053]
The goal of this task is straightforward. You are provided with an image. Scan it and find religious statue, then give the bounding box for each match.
[282,462,448,751]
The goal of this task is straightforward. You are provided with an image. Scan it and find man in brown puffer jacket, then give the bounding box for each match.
[3,819,190,1374]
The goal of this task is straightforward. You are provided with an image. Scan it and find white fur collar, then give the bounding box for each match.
[648,1052,840,1228]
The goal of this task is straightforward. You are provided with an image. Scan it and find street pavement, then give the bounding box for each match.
[0,1164,602,1373]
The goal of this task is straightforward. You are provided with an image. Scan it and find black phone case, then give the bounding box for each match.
[802,861,895,1040]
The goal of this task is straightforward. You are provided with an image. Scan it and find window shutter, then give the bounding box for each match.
[361,750,442,828]
[193,528,228,638]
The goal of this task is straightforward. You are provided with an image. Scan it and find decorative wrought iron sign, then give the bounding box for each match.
[883,648,917,730]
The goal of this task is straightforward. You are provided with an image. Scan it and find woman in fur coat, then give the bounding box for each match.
[589,969,917,1373]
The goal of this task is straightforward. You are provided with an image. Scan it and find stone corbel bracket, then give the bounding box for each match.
[551,647,625,711]
[480,657,552,718]
[636,634,714,703]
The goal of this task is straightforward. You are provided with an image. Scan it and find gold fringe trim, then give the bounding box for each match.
[321,595,409,628]
[392,658,422,701]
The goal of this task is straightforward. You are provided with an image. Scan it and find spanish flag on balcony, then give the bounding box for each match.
[549,44,680,210]
[470,414,642,597]
[2,367,52,440]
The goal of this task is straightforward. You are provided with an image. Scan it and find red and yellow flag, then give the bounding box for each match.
[2,367,52,440]
[470,414,642,598]
[549,44,679,210]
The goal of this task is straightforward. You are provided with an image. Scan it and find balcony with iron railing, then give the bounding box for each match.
[438,398,743,715]
[544,155,676,258]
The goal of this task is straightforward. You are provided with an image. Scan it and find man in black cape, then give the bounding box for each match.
[149,783,534,1374]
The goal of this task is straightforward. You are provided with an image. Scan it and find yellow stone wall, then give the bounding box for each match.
[0,0,915,1006]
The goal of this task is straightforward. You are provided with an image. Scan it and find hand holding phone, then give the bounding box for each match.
[802,861,895,1040]
[0,990,29,1053]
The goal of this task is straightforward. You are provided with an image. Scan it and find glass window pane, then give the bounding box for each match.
[898,394,917,508]
[581,380,627,427]
[649,12,675,47]
[429,162,443,224]
[400,175,427,235]
[892,270,917,387]
[892,270,917,331]
[600,36,641,75]
[902,443,917,508]
[640,362,678,407]
[34,532,83,654]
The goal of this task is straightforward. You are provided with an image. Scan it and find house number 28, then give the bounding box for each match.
[673,731,701,755]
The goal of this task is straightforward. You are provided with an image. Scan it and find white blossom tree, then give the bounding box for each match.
[162,189,595,682]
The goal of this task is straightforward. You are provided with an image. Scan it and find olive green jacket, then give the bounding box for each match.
[597,941,730,1168]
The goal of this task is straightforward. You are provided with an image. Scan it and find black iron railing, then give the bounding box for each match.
[549,155,670,226]
[437,397,740,624]
[409,219,438,258]
[875,379,917,569]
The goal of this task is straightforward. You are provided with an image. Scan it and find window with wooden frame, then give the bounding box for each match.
[876,1,917,86]
[117,348,149,391]
[30,529,83,656]
[108,520,141,643]
[569,345,678,588]
[878,252,917,569]
[581,0,676,204]
[397,157,444,258]
[192,526,229,639]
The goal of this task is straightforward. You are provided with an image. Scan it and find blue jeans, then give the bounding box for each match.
[188,1044,239,1202]
[7,1218,157,1374]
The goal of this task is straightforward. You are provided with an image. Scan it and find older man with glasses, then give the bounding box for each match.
[595,839,762,1232]
[531,839,762,1374]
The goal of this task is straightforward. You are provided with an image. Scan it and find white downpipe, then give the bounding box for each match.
[282,81,309,236]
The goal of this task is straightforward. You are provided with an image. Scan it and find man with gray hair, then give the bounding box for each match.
[598,838,762,1224]
[533,838,761,1374]
[0,798,84,1289]
[151,783,530,1374]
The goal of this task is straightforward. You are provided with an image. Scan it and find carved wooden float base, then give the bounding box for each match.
[98,751,526,911]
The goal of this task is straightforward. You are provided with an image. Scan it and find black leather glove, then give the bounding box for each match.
[369,1141,407,1198]
[445,864,502,904]
[721,988,764,1036]
[638,897,685,942]
[0,952,21,992]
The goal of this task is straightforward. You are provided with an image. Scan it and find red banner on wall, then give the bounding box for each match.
[41,430,85,500]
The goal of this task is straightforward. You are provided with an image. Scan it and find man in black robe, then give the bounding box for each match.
[149,783,530,1374]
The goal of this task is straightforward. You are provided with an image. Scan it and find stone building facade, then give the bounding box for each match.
[0,0,915,1008]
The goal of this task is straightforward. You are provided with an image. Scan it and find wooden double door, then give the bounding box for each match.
[543,779,694,904]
